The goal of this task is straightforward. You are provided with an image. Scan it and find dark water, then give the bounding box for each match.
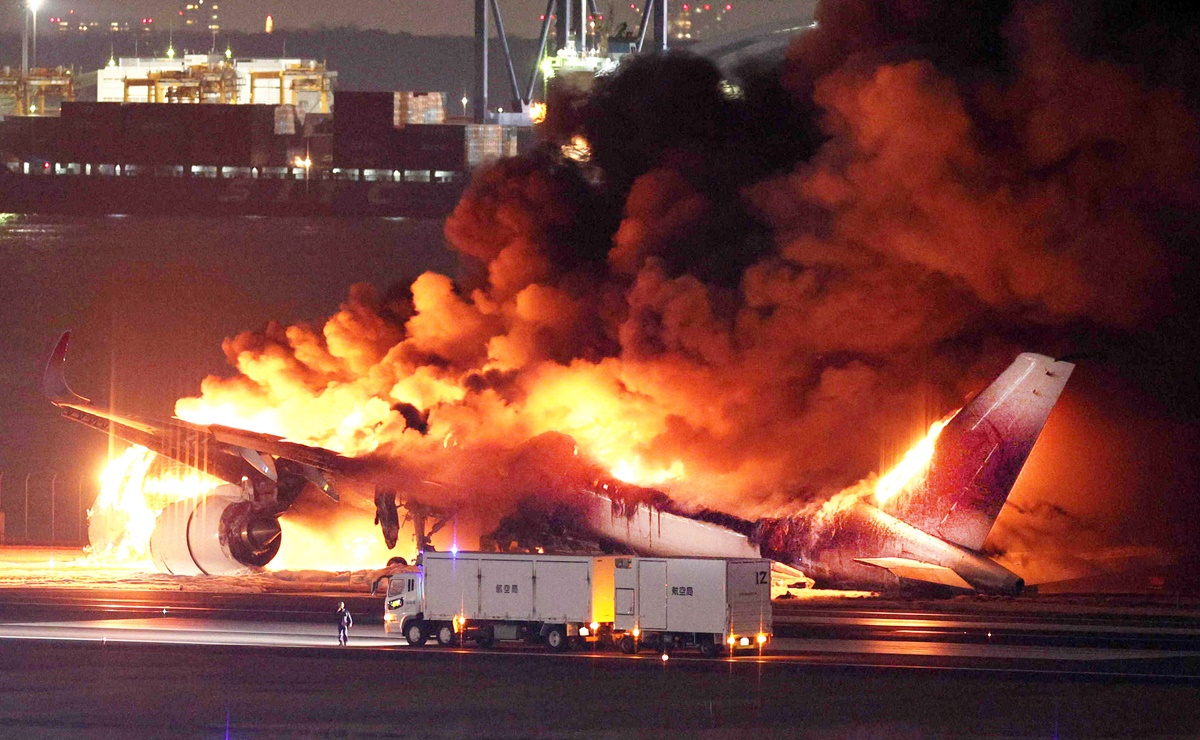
[0,213,457,543]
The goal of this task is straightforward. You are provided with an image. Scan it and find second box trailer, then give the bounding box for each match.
[613,556,773,656]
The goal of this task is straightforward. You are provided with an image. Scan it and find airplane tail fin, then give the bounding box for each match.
[884,353,1074,552]
[42,331,92,407]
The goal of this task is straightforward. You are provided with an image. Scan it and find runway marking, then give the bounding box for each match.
[1,618,1198,667]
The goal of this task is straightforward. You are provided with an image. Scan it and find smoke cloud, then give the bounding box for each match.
[175,0,1200,579]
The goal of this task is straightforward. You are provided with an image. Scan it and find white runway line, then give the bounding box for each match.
[0,618,1197,662]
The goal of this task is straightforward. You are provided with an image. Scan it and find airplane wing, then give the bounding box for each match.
[855,557,973,590]
[43,331,343,501]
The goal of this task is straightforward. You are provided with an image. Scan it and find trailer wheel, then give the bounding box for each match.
[474,628,495,649]
[436,624,456,646]
[545,625,569,651]
[618,635,636,654]
[697,636,719,658]
[404,620,428,647]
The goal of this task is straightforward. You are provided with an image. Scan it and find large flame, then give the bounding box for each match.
[873,416,953,505]
[89,445,406,571]
[87,445,219,564]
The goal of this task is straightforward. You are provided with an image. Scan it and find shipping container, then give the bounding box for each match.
[27,116,63,162]
[393,92,446,126]
[188,104,278,167]
[274,104,298,135]
[397,123,466,171]
[333,127,401,169]
[58,102,125,163]
[612,556,773,656]
[333,91,396,134]
[0,116,33,159]
[397,123,517,171]
[121,103,195,165]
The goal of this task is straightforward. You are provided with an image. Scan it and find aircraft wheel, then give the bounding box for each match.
[436,624,456,646]
[405,620,428,646]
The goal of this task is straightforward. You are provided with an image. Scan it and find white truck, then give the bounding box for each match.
[612,556,773,657]
[382,551,616,650]
[381,551,774,656]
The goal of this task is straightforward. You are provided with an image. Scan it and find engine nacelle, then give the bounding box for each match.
[149,484,282,575]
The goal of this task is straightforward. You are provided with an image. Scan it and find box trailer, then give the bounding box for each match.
[383,551,616,650]
[612,556,773,657]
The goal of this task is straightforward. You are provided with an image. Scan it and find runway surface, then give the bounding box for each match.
[1,617,1198,674]
[3,549,1200,736]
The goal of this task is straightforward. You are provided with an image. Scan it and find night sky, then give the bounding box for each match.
[6,0,800,37]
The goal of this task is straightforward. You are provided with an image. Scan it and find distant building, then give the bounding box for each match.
[96,56,335,114]
[48,15,154,34]
[671,2,735,41]
[182,0,220,32]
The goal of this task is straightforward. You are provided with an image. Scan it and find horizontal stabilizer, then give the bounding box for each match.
[856,557,973,590]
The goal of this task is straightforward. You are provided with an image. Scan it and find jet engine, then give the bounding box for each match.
[149,484,283,575]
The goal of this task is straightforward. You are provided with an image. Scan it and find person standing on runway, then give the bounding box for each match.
[336,601,353,646]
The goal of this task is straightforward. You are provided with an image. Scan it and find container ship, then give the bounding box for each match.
[0,85,528,219]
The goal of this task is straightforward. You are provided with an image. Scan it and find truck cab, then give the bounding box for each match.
[382,565,423,637]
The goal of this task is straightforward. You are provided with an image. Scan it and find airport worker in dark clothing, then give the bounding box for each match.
[337,601,353,646]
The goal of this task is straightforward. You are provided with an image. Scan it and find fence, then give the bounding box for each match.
[0,471,97,547]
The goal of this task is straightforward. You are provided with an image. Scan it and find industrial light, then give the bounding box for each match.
[739,637,750,646]
[589,622,599,631]
[756,633,767,645]
[579,627,590,637]
[727,636,736,646]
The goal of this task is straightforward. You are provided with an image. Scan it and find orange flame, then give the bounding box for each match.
[88,445,404,572]
[873,416,953,505]
[610,457,685,486]
[87,445,220,564]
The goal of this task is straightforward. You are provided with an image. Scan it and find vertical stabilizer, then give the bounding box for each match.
[884,353,1074,552]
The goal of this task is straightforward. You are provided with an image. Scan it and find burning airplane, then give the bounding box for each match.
[45,331,1071,593]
